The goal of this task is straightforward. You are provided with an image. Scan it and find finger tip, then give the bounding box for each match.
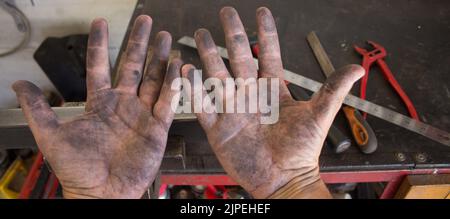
[135,14,153,26]
[157,30,172,39]
[194,28,210,38]
[256,7,271,16]
[12,80,30,92]
[256,8,276,33]
[181,64,195,77]
[90,18,108,34]
[347,64,365,79]
[220,6,237,18]
[155,30,173,46]
[331,64,365,88]
[91,18,107,26]
[166,58,184,81]
[194,29,216,49]
[137,14,152,22]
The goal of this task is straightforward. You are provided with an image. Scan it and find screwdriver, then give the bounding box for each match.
[306,31,377,154]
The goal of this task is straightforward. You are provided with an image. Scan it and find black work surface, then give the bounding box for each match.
[126,0,450,173]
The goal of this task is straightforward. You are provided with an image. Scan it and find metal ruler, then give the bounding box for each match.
[178,36,450,147]
[0,107,196,128]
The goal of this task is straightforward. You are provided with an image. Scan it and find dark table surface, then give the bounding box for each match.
[122,0,450,173]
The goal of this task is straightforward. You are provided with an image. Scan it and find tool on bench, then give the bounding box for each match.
[17,152,60,199]
[178,36,450,147]
[306,32,377,154]
[248,35,351,153]
[354,41,419,120]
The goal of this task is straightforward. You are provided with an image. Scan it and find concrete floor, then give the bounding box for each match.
[0,0,137,108]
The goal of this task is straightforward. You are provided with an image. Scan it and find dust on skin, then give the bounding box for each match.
[12,7,364,199]
[12,15,181,198]
[183,7,364,198]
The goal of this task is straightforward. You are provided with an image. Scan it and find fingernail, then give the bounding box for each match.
[91,18,107,27]
[11,80,27,92]
[181,64,195,78]
[136,15,153,24]
[256,7,271,16]
[194,28,209,39]
[220,6,237,17]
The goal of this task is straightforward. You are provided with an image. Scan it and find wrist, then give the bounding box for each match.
[267,166,332,199]
[250,165,331,199]
[62,185,145,199]
[63,189,102,199]
[268,174,331,199]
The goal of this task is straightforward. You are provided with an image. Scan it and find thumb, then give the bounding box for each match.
[12,80,59,145]
[310,64,364,127]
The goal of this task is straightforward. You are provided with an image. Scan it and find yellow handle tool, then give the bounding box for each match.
[0,158,27,199]
[342,106,377,153]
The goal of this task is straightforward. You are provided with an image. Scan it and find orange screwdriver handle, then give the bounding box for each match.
[342,106,378,154]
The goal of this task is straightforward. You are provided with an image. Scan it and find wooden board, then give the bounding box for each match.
[395,174,450,199]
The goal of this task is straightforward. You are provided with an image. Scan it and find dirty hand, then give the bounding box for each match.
[12,15,181,198]
[183,7,364,198]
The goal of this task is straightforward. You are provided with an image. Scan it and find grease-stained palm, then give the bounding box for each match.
[12,15,181,198]
[182,7,364,198]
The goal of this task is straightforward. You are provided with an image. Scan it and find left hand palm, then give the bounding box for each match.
[12,16,181,198]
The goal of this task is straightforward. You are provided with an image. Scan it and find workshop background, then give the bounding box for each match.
[0,0,449,199]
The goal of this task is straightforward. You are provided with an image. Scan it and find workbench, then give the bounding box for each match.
[133,0,450,198]
[1,0,449,198]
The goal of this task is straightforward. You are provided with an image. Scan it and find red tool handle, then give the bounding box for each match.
[376,59,419,120]
[359,57,419,121]
[19,152,44,198]
[359,58,371,101]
